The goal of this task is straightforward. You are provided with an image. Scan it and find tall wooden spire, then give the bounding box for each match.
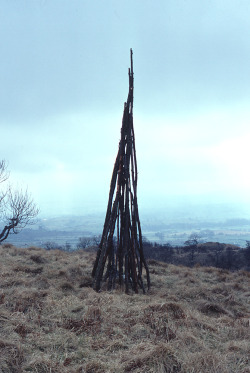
[92,49,150,293]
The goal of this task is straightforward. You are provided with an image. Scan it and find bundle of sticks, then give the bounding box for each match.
[92,49,150,293]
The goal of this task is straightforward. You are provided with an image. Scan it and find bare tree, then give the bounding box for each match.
[0,160,9,208]
[77,235,101,250]
[184,233,200,264]
[0,160,39,243]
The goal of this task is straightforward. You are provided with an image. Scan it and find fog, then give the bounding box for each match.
[1,1,250,221]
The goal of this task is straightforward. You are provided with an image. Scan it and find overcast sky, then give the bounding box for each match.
[1,0,250,218]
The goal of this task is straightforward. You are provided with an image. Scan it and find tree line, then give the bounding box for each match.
[142,234,250,271]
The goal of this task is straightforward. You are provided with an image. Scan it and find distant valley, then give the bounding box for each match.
[6,211,250,249]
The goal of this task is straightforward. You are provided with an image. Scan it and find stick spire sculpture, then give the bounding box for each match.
[92,49,150,293]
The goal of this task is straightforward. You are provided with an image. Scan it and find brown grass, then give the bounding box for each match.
[0,244,249,372]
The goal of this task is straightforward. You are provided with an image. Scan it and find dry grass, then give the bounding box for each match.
[0,244,249,373]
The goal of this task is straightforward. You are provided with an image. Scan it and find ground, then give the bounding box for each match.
[0,243,249,372]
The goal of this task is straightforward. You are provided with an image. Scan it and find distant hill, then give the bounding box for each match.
[5,213,250,248]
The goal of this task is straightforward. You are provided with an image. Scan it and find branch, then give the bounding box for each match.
[0,187,39,242]
[0,160,9,184]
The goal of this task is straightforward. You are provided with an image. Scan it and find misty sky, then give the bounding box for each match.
[1,0,250,217]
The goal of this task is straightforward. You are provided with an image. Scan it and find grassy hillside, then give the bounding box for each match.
[0,244,249,373]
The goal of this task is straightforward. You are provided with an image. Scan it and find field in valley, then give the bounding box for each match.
[6,213,250,249]
[0,244,249,372]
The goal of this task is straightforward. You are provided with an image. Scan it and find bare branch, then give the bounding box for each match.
[0,160,39,243]
[0,160,9,184]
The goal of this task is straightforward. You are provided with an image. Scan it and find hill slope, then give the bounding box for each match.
[0,244,249,372]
